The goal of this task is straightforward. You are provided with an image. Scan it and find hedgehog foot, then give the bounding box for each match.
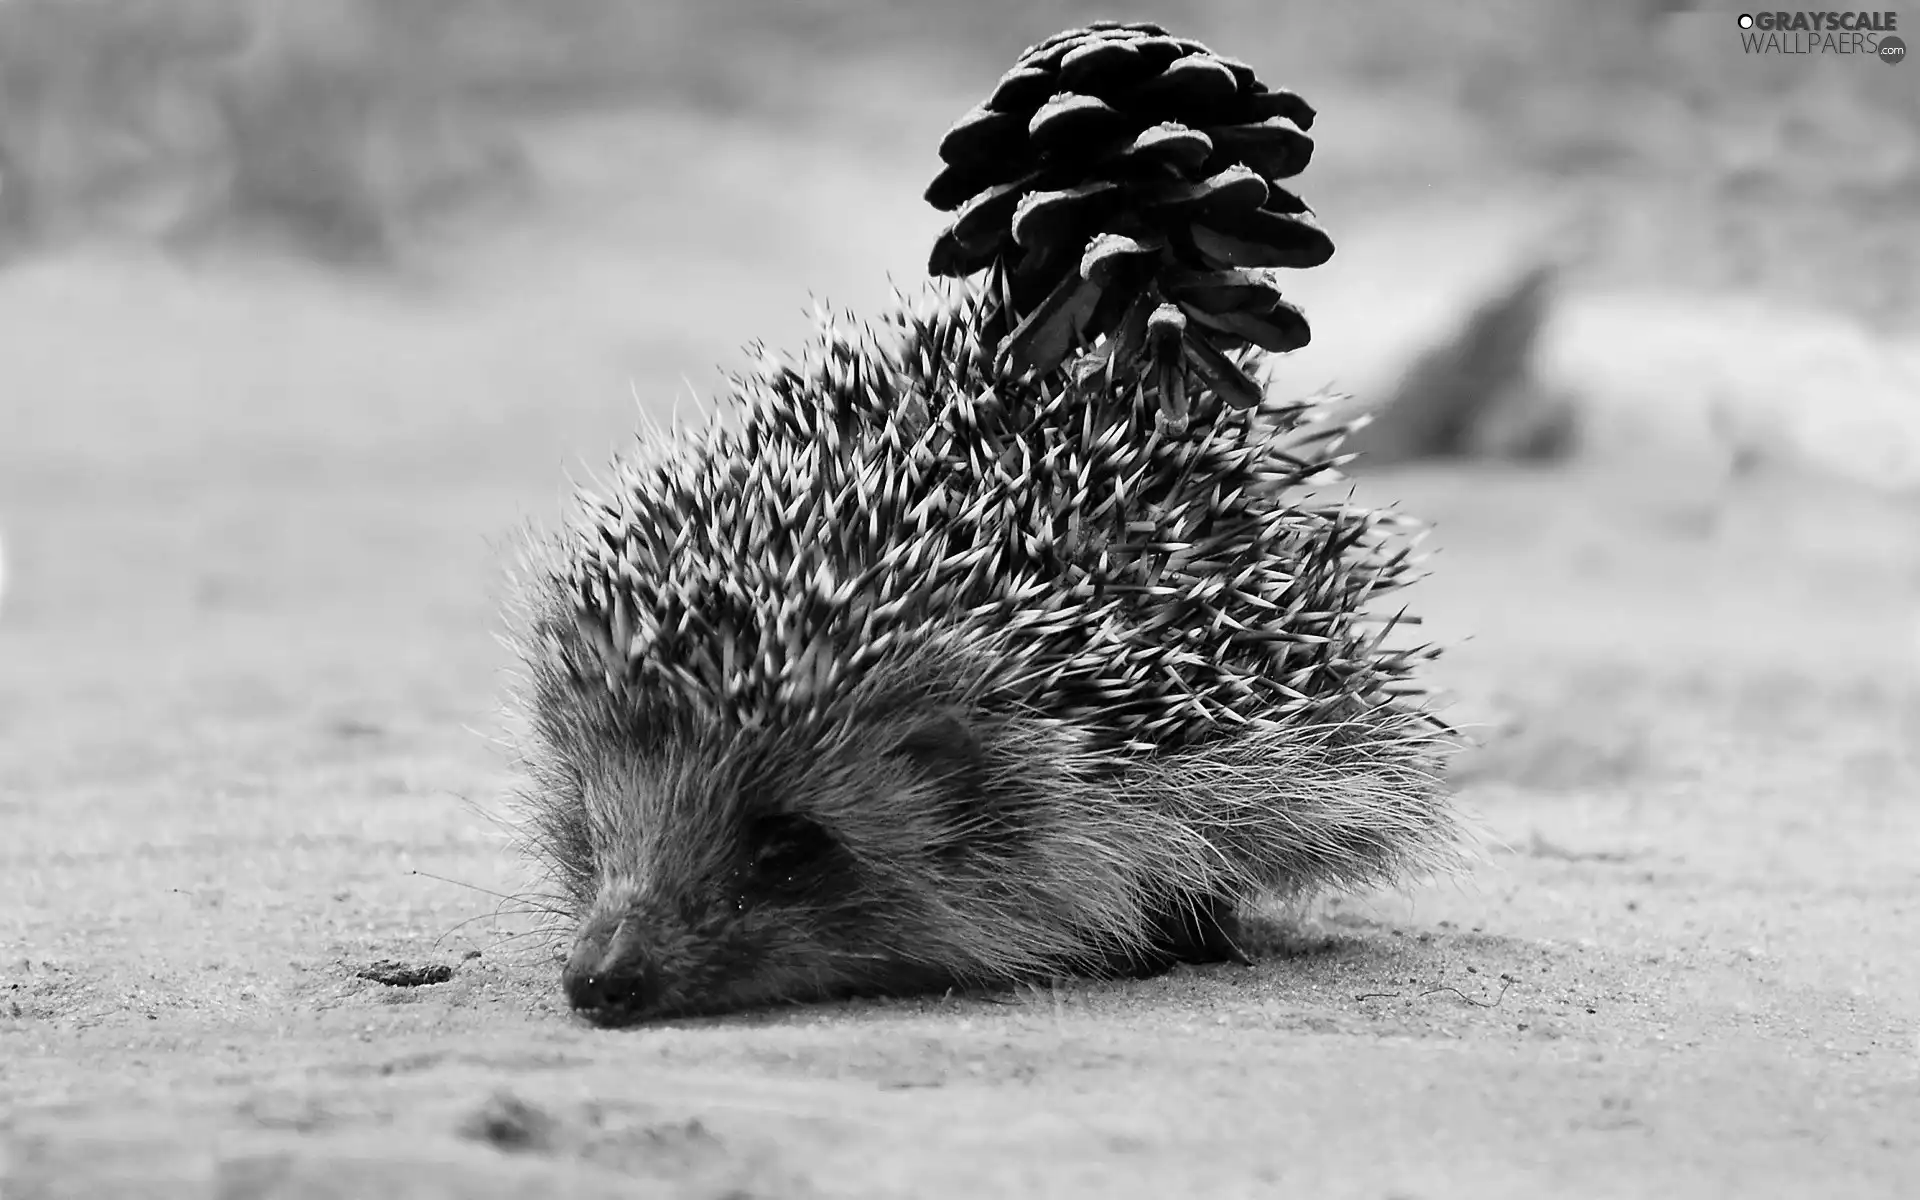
[1154,892,1254,967]
[1101,892,1252,979]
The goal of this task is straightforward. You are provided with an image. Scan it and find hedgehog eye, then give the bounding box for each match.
[744,813,836,895]
[891,711,983,790]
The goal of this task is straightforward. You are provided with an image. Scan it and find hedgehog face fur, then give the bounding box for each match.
[505,23,1461,1027]
[534,655,991,1020]
[519,628,1204,1024]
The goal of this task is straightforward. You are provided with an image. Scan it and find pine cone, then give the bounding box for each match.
[926,21,1333,424]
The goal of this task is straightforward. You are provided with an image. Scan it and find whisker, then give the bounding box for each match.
[408,868,530,906]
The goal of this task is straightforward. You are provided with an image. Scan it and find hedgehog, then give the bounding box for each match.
[504,21,1461,1027]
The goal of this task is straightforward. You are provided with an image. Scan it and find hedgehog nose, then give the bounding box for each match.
[562,917,658,1022]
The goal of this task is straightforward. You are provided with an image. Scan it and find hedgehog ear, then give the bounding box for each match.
[890,710,984,789]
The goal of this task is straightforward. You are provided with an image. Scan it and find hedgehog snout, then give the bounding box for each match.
[561,911,661,1024]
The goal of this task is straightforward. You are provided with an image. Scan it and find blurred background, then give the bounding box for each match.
[3,0,1918,483]
[2,0,1918,957]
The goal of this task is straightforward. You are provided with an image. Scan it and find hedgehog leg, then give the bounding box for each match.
[1100,892,1251,979]
[1149,892,1253,967]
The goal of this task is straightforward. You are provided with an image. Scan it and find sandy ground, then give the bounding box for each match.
[3,105,1919,1199]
